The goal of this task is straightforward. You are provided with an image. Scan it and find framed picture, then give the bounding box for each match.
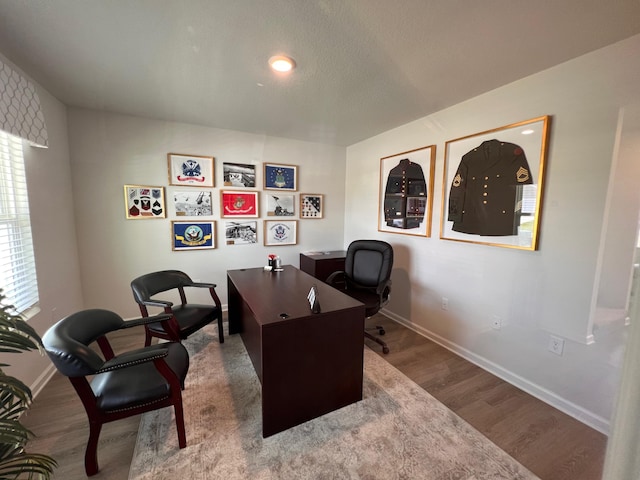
[224,220,258,245]
[264,220,297,246]
[300,194,324,219]
[440,115,550,250]
[378,145,436,237]
[173,190,212,216]
[168,153,214,187]
[264,163,297,191]
[124,185,166,219]
[171,221,216,250]
[223,162,256,188]
[220,190,259,217]
[265,193,295,217]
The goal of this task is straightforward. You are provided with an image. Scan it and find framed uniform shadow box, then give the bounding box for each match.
[440,115,551,250]
[378,145,436,237]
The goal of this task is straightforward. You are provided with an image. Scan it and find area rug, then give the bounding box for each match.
[129,326,539,480]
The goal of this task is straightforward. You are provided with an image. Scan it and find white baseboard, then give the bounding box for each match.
[30,363,57,400]
[381,308,610,435]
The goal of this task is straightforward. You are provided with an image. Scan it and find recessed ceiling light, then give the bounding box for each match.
[521,129,535,135]
[269,55,296,73]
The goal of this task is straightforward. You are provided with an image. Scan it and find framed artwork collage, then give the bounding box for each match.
[124,155,324,251]
[378,115,551,251]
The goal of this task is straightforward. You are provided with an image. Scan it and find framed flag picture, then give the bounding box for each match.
[124,185,166,219]
[264,163,297,191]
[300,194,323,219]
[171,221,216,251]
[220,190,259,218]
[264,220,297,246]
[168,153,215,187]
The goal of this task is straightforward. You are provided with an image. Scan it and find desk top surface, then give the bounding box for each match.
[299,250,346,260]
[227,265,363,326]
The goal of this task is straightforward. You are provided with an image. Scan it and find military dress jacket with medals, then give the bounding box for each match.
[448,139,533,236]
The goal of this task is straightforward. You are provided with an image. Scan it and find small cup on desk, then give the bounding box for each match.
[273,257,282,270]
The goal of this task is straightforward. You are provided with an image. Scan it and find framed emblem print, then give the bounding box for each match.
[220,190,259,218]
[264,220,297,246]
[171,221,216,250]
[300,194,323,219]
[441,115,550,250]
[378,145,436,237]
[124,185,165,219]
[168,153,214,187]
[264,163,297,191]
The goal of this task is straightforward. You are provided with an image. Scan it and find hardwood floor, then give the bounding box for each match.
[364,314,608,480]
[23,315,607,479]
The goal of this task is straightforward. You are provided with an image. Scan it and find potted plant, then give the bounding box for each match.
[0,289,56,479]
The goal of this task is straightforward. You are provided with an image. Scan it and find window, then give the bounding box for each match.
[0,131,38,312]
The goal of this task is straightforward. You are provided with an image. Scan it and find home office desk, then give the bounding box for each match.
[227,265,365,437]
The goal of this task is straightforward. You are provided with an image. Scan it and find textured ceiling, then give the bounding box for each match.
[0,1,639,146]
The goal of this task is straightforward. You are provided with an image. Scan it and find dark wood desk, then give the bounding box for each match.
[299,250,346,282]
[227,265,365,437]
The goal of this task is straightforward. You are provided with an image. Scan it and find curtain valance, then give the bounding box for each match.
[0,58,48,148]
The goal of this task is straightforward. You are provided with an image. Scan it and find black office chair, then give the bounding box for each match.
[326,240,394,354]
[42,309,189,476]
[131,270,224,346]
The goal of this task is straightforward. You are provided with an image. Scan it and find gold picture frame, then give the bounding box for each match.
[378,145,436,237]
[440,115,551,250]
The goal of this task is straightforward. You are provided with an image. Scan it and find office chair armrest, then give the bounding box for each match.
[325,270,346,287]
[376,279,392,296]
[122,313,174,329]
[189,281,218,289]
[96,344,171,373]
[139,298,174,309]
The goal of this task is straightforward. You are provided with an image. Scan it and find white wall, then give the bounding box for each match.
[66,109,346,317]
[345,34,640,431]
[0,54,84,393]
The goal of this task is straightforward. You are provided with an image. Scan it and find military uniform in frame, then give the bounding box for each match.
[448,139,533,236]
[384,158,427,229]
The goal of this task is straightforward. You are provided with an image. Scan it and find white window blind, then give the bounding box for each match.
[0,131,38,312]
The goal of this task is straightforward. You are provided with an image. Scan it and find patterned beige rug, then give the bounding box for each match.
[129,325,538,480]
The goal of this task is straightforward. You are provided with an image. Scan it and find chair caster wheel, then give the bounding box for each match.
[382,346,390,354]
[378,328,385,335]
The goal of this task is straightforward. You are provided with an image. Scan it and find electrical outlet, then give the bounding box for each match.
[548,335,565,355]
[491,315,501,330]
[441,297,449,310]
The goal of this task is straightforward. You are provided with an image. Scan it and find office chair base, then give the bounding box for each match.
[365,331,390,354]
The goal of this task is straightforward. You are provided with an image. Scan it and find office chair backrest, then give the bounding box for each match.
[42,309,125,377]
[345,240,393,288]
[131,269,193,304]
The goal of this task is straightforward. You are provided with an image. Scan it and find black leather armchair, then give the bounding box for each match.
[326,240,394,354]
[42,309,189,476]
[131,270,224,346]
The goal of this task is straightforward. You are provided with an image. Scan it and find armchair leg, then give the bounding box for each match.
[365,331,390,355]
[174,401,187,449]
[217,313,224,344]
[144,327,152,347]
[85,420,102,476]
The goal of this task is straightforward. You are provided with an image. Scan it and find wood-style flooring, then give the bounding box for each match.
[22,315,607,479]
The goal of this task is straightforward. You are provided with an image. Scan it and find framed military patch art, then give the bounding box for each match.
[300,194,323,219]
[124,185,166,219]
[440,115,550,250]
[378,145,436,237]
[168,153,214,187]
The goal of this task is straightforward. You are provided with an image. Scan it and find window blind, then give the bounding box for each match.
[0,131,38,312]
